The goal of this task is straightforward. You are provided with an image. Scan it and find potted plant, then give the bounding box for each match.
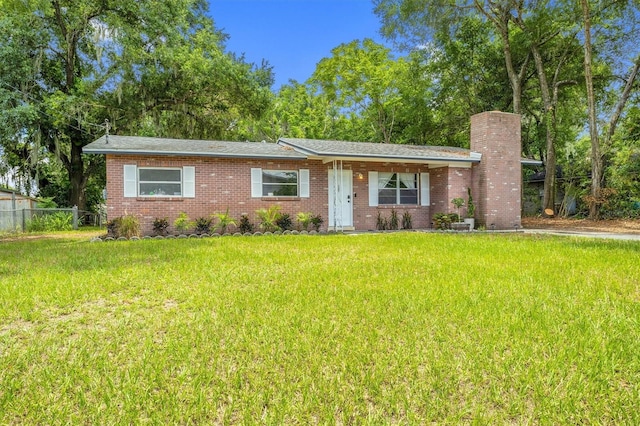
[451,197,465,223]
[464,187,475,230]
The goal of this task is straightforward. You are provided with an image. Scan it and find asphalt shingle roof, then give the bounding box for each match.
[83,135,482,163]
[277,138,480,163]
[83,135,307,160]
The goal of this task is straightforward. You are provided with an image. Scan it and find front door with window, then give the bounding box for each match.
[328,169,353,228]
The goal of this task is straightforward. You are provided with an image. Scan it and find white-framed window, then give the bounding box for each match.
[251,168,310,198]
[123,165,195,198]
[138,168,182,196]
[369,171,429,207]
[262,170,298,196]
[378,172,418,205]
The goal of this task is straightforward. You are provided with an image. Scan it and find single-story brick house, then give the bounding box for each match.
[83,111,528,233]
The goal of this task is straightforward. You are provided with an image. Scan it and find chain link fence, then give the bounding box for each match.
[0,207,103,232]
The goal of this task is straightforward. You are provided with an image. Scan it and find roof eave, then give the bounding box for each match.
[83,148,306,161]
[277,139,480,164]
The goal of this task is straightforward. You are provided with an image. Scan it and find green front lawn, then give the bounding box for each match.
[1,233,639,423]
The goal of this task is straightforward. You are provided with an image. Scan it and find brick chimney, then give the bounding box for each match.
[470,111,521,230]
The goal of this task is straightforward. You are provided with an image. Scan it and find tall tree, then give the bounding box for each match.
[511,3,582,215]
[580,0,640,218]
[0,0,272,209]
[374,0,530,115]
[311,39,407,143]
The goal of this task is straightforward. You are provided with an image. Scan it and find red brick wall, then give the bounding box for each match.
[350,162,432,230]
[470,111,522,229]
[429,166,472,219]
[106,156,436,233]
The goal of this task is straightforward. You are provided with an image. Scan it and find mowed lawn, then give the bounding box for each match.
[1,232,639,424]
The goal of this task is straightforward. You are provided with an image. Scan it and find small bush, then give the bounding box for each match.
[310,214,323,232]
[256,205,282,233]
[376,211,387,230]
[238,214,255,234]
[276,213,293,231]
[107,214,140,238]
[194,217,213,235]
[213,209,237,234]
[402,211,412,230]
[174,212,193,234]
[152,217,169,236]
[26,212,73,232]
[433,213,452,230]
[106,218,121,237]
[119,214,141,239]
[297,212,312,231]
[388,209,399,230]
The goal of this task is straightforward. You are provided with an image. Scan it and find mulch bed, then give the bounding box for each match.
[522,217,640,234]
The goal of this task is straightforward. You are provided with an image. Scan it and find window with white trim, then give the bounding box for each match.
[123,165,195,198]
[138,168,182,196]
[378,172,418,205]
[261,170,298,196]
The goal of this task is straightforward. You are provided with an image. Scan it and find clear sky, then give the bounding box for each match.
[208,0,388,90]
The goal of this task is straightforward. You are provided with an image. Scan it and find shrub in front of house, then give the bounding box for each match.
[107,214,141,238]
[238,214,254,234]
[194,217,213,235]
[256,205,282,233]
[152,217,169,236]
[174,212,193,235]
[275,213,293,231]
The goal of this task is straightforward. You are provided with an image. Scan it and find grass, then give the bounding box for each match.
[1,232,639,423]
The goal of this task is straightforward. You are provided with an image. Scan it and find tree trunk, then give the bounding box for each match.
[531,44,557,215]
[581,0,602,220]
[68,142,87,210]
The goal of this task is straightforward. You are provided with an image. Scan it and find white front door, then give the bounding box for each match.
[328,169,353,228]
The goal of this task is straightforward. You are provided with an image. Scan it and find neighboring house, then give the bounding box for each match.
[0,188,38,231]
[83,111,525,233]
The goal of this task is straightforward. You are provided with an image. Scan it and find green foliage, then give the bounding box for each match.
[432,213,458,230]
[296,212,313,231]
[451,197,465,209]
[1,234,640,423]
[25,212,73,232]
[152,217,169,236]
[311,39,407,143]
[213,209,237,234]
[106,218,121,238]
[119,215,141,239]
[36,198,57,209]
[388,209,399,230]
[173,212,193,234]
[238,214,255,234]
[275,213,293,231]
[466,188,475,218]
[194,217,213,235]
[0,0,272,210]
[256,205,282,233]
[376,211,388,230]
[402,211,412,230]
[106,214,140,239]
[310,214,323,232]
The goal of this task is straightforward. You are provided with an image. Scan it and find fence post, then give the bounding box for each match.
[21,208,26,232]
[72,205,78,230]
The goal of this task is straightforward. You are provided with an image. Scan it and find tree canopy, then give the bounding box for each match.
[0,0,272,209]
[2,0,639,218]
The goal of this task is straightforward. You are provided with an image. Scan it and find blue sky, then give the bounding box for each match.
[208,0,388,89]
